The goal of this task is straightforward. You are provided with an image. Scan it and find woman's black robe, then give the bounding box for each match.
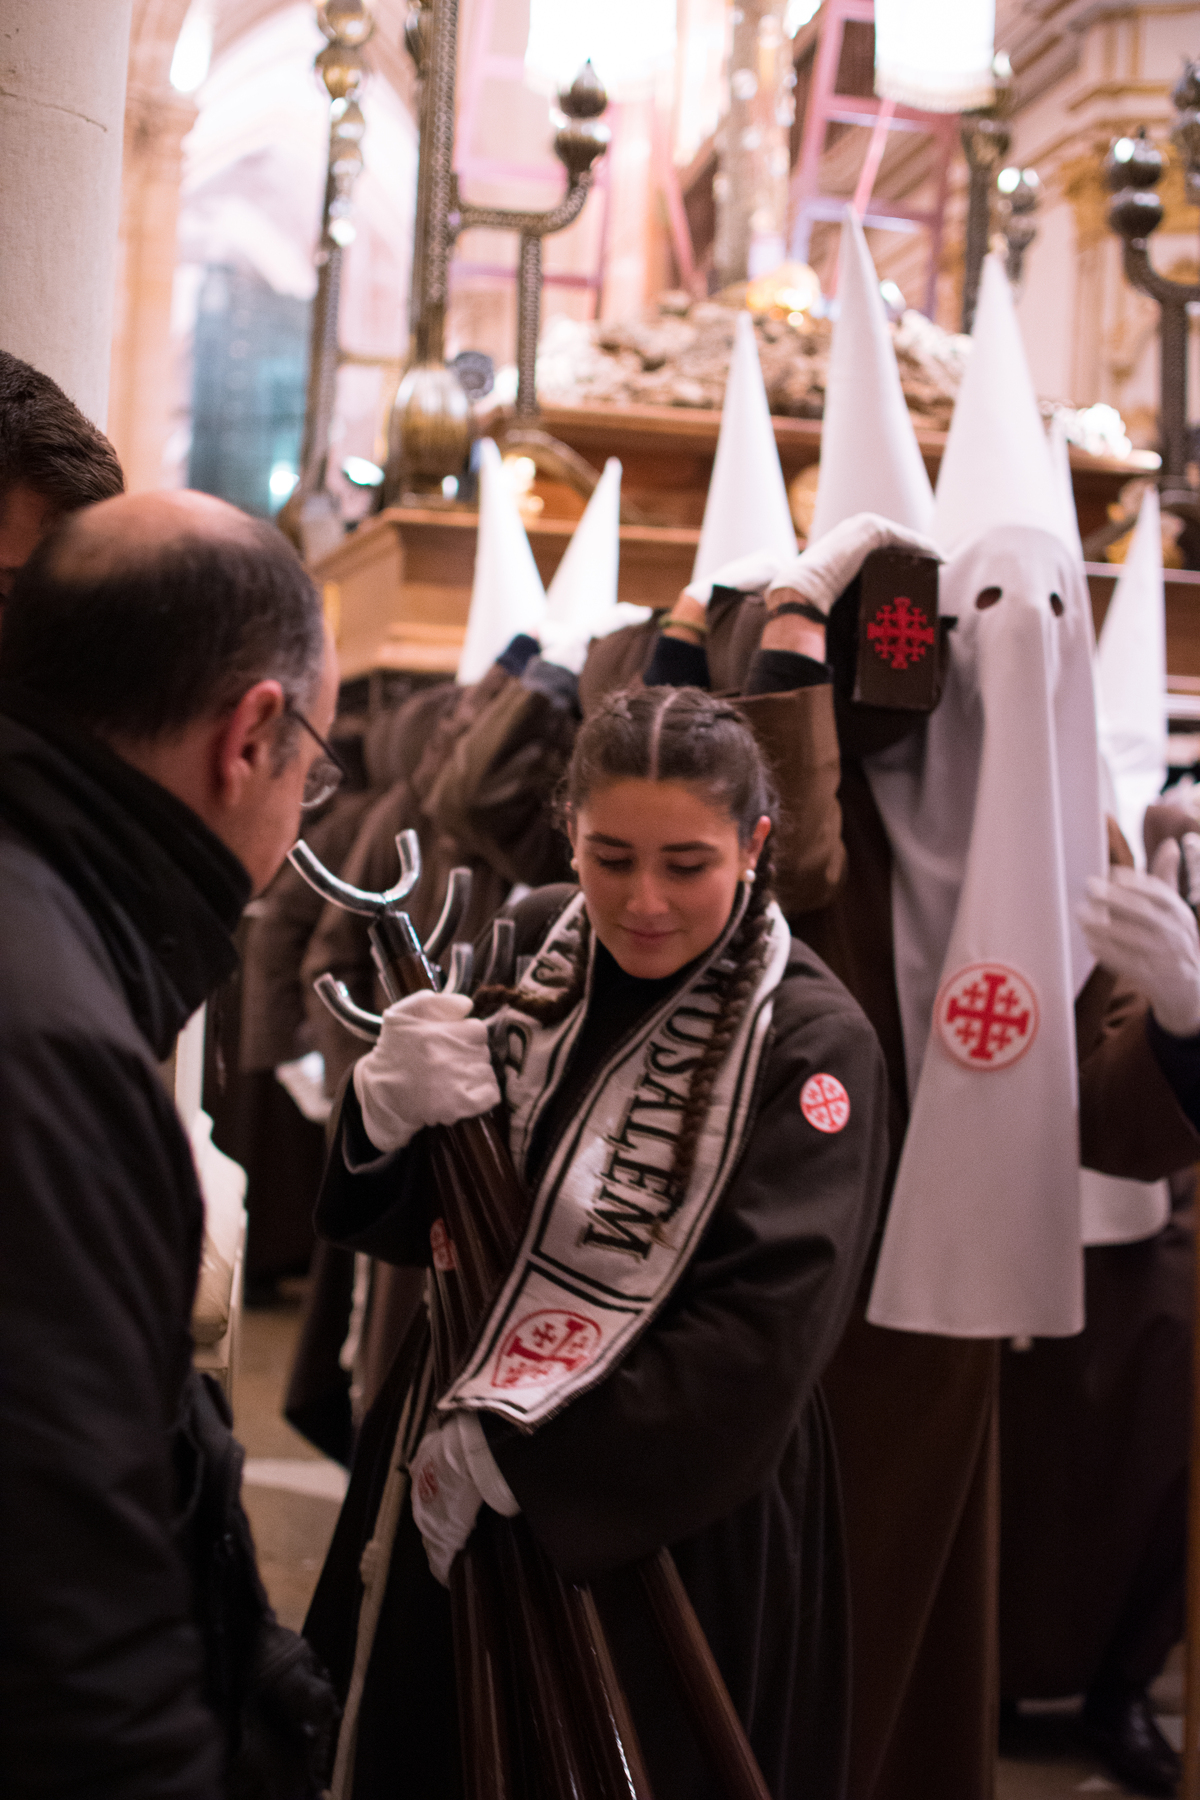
[304,891,889,1800]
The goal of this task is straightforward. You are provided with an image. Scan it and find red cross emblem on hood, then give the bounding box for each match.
[936,963,1039,1071]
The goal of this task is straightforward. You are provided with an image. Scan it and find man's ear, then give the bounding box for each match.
[212,679,286,807]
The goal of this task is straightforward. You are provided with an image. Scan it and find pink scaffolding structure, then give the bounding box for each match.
[450,0,612,317]
[788,0,959,317]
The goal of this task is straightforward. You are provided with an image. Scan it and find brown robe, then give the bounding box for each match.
[305,894,891,1800]
[707,593,1200,1800]
[998,824,1196,1703]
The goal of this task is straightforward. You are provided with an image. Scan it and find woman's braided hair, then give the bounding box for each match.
[477,685,779,1204]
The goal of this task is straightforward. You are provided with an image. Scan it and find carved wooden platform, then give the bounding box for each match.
[503,401,1139,544]
[314,507,700,681]
[312,400,1175,687]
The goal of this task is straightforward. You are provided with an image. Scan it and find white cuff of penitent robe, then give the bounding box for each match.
[539,602,654,675]
[683,549,787,607]
[455,1411,521,1517]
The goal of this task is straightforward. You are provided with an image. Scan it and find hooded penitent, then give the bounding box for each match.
[861,258,1107,1336]
[457,438,547,683]
[1097,485,1168,866]
[932,255,1063,554]
[1082,485,1173,1244]
[809,210,935,543]
[865,525,1106,1336]
[1048,413,1085,562]
[541,458,649,672]
[690,313,796,589]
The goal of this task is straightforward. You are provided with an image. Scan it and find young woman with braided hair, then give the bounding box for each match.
[305,684,889,1800]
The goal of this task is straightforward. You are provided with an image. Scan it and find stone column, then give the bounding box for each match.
[107,90,196,491]
[713,0,792,288]
[0,0,134,428]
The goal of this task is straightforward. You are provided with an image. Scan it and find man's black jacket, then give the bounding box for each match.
[0,685,248,1797]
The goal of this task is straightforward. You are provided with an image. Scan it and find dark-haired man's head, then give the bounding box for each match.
[1,490,336,891]
[0,350,125,600]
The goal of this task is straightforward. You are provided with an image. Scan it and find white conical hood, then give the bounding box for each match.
[810,210,935,541]
[1097,485,1168,866]
[691,313,796,585]
[457,438,546,683]
[543,456,622,640]
[932,255,1062,553]
[1048,413,1084,560]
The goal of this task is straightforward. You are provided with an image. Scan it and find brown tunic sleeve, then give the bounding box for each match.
[1076,964,1200,1179]
[735,684,846,917]
[1074,814,1200,1178]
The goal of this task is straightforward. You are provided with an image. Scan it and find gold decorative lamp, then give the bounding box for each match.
[280,0,374,555]
[385,0,610,503]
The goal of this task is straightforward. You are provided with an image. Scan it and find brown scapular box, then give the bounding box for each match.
[853,548,941,711]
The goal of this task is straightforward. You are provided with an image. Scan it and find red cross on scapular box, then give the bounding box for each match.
[853,548,941,713]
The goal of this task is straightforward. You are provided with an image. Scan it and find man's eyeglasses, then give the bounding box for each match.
[286,705,348,810]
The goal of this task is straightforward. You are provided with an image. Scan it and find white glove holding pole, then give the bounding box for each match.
[683,550,788,607]
[765,513,943,619]
[352,989,501,1154]
[1078,838,1200,1039]
[410,1412,520,1586]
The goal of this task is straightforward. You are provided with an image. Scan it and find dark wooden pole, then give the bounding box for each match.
[319,891,773,1800]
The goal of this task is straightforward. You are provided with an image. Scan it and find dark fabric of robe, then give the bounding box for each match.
[707,594,1200,1800]
[304,890,890,1800]
[998,824,1195,1704]
[999,1201,1193,1700]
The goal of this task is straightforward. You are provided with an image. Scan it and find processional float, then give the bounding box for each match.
[290,832,773,1799]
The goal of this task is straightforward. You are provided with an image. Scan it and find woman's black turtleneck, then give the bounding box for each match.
[526,938,700,1188]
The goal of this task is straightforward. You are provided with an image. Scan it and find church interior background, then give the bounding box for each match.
[7,4,1200,1795]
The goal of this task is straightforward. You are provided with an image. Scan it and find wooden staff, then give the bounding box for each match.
[372,906,654,1799]
[294,837,773,1800]
[372,903,772,1800]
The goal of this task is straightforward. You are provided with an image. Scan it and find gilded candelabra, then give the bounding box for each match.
[282,0,373,551]
[1106,61,1200,516]
[386,0,610,502]
[960,57,1012,333]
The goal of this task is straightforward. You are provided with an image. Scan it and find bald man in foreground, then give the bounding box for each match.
[0,492,339,1797]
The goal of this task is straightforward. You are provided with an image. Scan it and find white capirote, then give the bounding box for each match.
[410,1412,520,1586]
[866,523,1107,1337]
[352,989,501,1154]
[1080,838,1200,1040]
[766,513,942,618]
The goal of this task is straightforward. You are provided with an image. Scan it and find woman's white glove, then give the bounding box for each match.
[1079,839,1200,1039]
[410,1411,520,1586]
[765,513,943,618]
[352,989,501,1154]
[683,550,787,607]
